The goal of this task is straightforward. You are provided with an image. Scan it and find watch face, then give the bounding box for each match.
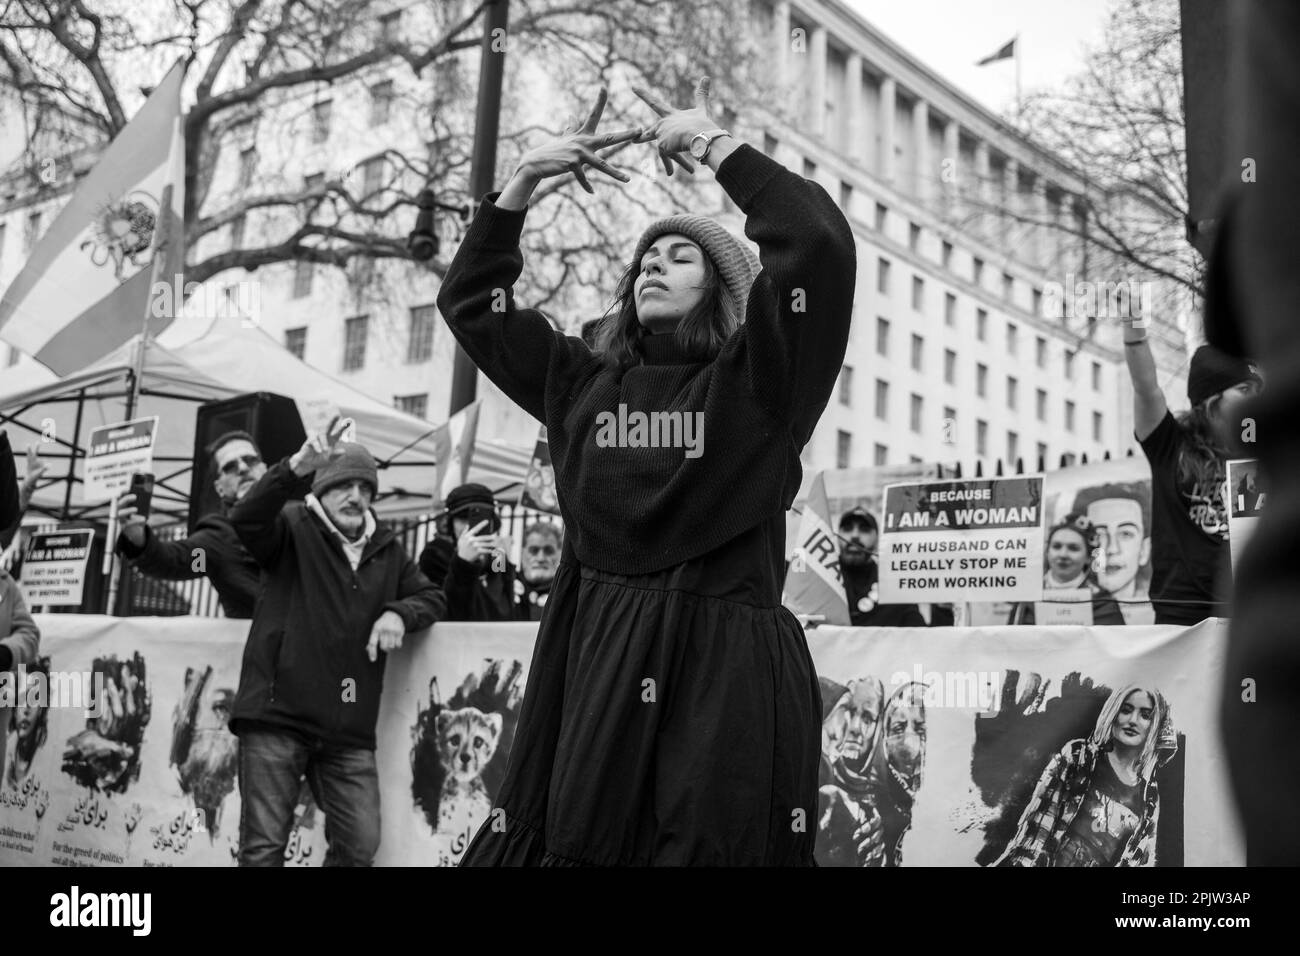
[690,136,708,160]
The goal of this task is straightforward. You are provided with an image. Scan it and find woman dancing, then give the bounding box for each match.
[438,78,856,865]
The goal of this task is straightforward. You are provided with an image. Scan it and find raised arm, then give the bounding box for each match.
[635,78,856,442]
[437,90,639,423]
[1123,318,1168,441]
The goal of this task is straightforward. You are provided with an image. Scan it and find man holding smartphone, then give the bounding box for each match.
[418,483,528,622]
[114,430,267,619]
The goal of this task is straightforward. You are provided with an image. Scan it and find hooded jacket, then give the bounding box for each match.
[228,459,446,749]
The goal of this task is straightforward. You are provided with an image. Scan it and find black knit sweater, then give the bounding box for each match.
[436,144,857,575]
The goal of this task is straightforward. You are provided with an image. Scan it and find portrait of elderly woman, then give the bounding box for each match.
[816,677,926,866]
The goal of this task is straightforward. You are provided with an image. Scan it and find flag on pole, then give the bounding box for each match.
[782,471,851,626]
[976,38,1016,65]
[0,60,186,375]
[433,401,481,504]
[519,425,559,514]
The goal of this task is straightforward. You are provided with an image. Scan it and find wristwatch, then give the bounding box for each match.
[689,128,732,161]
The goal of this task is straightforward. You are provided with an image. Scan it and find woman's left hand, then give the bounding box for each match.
[632,76,719,176]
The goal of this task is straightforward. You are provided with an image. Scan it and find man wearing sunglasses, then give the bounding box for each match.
[114,430,266,619]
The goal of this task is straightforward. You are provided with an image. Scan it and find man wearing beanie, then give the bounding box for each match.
[228,416,446,866]
[418,482,528,622]
[1122,321,1262,624]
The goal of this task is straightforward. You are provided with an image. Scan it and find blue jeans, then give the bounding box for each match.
[237,727,381,867]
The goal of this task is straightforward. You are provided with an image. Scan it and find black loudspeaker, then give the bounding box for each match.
[190,392,306,533]
[1179,0,1231,254]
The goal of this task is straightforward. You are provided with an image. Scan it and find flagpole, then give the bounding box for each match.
[107,182,173,615]
[1015,33,1023,126]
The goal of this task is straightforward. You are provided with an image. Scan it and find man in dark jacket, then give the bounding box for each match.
[839,508,926,628]
[419,482,527,622]
[114,430,265,619]
[228,418,445,866]
[0,431,19,535]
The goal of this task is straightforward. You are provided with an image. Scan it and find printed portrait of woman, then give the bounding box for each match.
[994,684,1178,867]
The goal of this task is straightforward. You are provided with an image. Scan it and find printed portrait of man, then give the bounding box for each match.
[1072,482,1153,616]
[170,665,238,837]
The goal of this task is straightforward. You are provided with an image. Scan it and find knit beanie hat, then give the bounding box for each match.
[628,216,760,314]
[1187,344,1261,407]
[443,482,499,532]
[311,442,378,498]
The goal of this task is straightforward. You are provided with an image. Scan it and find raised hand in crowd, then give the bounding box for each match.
[20,443,47,510]
[290,415,351,477]
[631,76,722,176]
[456,518,498,565]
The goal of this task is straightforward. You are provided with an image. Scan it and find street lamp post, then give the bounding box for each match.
[449,0,510,415]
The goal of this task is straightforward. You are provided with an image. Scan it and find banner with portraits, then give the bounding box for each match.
[0,614,1241,866]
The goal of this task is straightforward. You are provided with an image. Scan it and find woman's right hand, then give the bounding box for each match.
[513,88,644,194]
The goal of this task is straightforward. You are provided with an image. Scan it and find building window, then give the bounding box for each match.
[292,259,313,298]
[284,327,307,360]
[909,393,923,433]
[976,362,988,398]
[877,257,891,294]
[1065,399,1076,432]
[1036,441,1048,467]
[407,304,436,363]
[1006,322,1018,355]
[763,132,778,156]
[230,214,246,250]
[370,80,395,126]
[1007,376,1018,410]
[942,406,957,443]
[6,345,18,367]
[1036,388,1047,422]
[876,317,890,356]
[1064,349,1075,380]
[378,10,401,42]
[910,333,924,372]
[839,180,853,210]
[911,275,924,311]
[0,222,6,261]
[1007,431,1019,465]
[802,157,817,179]
[239,146,257,189]
[1036,336,1047,368]
[941,240,953,269]
[944,292,956,326]
[976,308,988,341]
[1002,271,1014,301]
[312,100,333,144]
[1032,288,1043,316]
[839,364,853,406]
[875,202,888,231]
[395,393,428,419]
[1092,361,1102,391]
[943,348,956,385]
[972,256,984,285]
[1093,411,1103,442]
[874,443,888,466]
[362,157,384,199]
[976,419,988,457]
[304,171,325,193]
[343,315,369,371]
[909,222,921,252]
[836,430,852,468]
[875,378,889,419]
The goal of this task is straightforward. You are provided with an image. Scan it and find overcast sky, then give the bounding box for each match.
[845,0,1111,116]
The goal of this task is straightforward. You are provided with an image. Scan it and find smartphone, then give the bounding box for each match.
[128,472,155,520]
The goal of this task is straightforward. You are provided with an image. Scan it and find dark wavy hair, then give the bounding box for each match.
[1175,401,1231,494]
[591,239,743,371]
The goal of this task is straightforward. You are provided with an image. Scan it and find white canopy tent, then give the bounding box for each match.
[0,311,533,524]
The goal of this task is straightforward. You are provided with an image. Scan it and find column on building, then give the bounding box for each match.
[846,52,864,165]
[942,118,960,214]
[774,1,791,110]
[912,97,929,204]
[1003,156,1019,250]
[974,139,991,243]
[1032,174,1050,271]
[880,76,897,184]
[809,25,827,138]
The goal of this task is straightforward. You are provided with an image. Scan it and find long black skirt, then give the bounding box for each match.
[459,513,821,866]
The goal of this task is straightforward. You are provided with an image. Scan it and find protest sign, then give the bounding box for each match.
[878,476,1045,604]
[83,418,158,503]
